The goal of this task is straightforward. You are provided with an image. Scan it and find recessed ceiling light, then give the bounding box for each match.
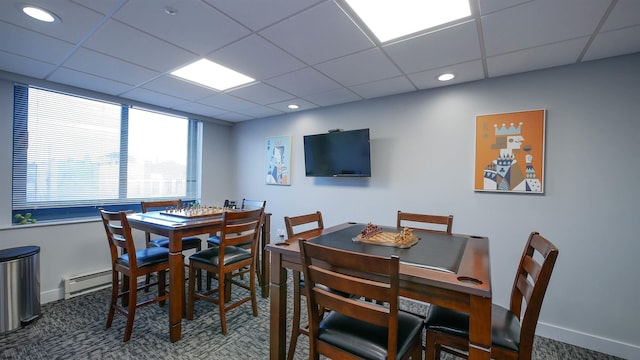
[164,6,177,16]
[344,0,471,42]
[438,73,455,81]
[22,5,60,23]
[287,104,300,110]
[171,59,255,91]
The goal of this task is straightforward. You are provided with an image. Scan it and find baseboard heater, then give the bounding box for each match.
[63,269,112,299]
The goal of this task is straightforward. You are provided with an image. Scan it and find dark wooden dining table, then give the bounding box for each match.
[127,210,271,342]
[265,222,492,360]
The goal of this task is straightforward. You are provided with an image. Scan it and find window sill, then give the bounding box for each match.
[0,216,100,231]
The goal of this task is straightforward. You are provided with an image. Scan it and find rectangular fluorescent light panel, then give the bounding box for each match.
[345,0,472,43]
[171,58,254,91]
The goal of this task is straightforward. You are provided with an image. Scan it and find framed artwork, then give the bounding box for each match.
[474,109,545,193]
[265,136,291,185]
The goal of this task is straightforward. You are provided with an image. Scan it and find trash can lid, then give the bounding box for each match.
[0,246,40,262]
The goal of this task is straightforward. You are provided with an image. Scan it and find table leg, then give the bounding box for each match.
[260,213,271,298]
[168,234,184,343]
[468,296,492,360]
[269,252,287,360]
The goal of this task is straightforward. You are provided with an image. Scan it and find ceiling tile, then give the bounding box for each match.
[601,0,640,31]
[206,0,323,31]
[172,102,226,118]
[198,93,258,112]
[409,60,485,90]
[316,48,402,86]
[260,1,374,65]
[215,111,254,122]
[113,1,250,55]
[0,51,57,78]
[477,0,531,15]
[47,67,132,95]
[303,88,362,107]
[210,34,306,80]
[142,75,217,101]
[227,82,294,105]
[481,0,610,56]
[236,106,284,119]
[64,48,160,86]
[583,25,640,61]
[349,76,415,99]
[120,87,190,108]
[384,20,481,74]
[83,19,196,73]
[487,38,589,77]
[269,98,318,112]
[0,21,75,64]
[265,67,342,98]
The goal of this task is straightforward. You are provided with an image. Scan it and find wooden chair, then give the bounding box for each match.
[99,209,170,342]
[206,199,266,287]
[284,211,324,360]
[397,210,453,234]
[300,240,423,360]
[187,207,264,335]
[141,199,202,289]
[424,231,559,360]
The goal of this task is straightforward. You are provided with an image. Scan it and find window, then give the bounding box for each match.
[12,85,201,222]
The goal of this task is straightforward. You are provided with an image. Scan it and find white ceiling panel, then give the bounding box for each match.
[227,82,295,106]
[384,20,481,74]
[63,48,160,86]
[259,1,374,65]
[487,37,591,78]
[82,20,195,73]
[481,0,611,57]
[409,60,485,90]
[207,0,323,31]
[1,0,638,123]
[315,48,402,87]
[209,35,306,80]
[113,1,250,55]
[265,67,342,98]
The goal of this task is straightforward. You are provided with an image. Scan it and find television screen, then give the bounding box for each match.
[303,128,371,177]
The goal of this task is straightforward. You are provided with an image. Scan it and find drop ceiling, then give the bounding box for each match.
[1,0,638,123]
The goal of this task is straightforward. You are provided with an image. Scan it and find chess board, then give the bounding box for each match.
[353,231,419,248]
[160,207,226,219]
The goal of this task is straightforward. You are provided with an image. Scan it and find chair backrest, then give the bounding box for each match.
[284,211,324,239]
[219,208,264,254]
[300,240,401,359]
[241,198,266,210]
[140,199,184,243]
[99,209,138,269]
[397,210,453,234]
[141,199,184,213]
[509,231,559,357]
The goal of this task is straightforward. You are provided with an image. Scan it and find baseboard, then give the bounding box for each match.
[537,322,638,359]
[41,287,64,304]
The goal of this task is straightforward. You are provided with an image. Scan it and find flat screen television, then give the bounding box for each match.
[303,128,371,177]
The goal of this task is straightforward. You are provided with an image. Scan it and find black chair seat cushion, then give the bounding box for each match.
[116,247,169,268]
[149,236,201,249]
[317,310,423,360]
[189,246,251,267]
[425,303,521,352]
[206,235,250,248]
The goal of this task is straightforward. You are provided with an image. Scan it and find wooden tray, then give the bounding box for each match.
[353,231,419,248]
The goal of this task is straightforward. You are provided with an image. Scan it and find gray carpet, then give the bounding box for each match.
[0,274,622,359]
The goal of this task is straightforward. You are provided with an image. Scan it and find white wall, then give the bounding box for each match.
[229,53,640,359]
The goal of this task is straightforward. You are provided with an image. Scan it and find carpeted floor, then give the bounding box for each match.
[0,274,623,359]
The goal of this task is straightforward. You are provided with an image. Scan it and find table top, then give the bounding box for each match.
[266,222,491,298]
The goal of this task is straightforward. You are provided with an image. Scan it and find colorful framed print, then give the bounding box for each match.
[265,136,291,185]
[474,109,545,193]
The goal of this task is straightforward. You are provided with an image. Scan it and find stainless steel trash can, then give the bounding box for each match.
[0,246,41,334]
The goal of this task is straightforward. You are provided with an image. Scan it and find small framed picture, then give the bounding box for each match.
[265,136,291,185]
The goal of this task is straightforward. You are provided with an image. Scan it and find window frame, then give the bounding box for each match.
[11,84,201,223]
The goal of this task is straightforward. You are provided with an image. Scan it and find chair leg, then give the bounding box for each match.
[124,276,137,342]
[218,273,228,335]
[287,270,302,360]
[158,270,166,307]
[425,329,438,360]
[187,264,197,320]
[106,270,118,328]
[250,265,258,317]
